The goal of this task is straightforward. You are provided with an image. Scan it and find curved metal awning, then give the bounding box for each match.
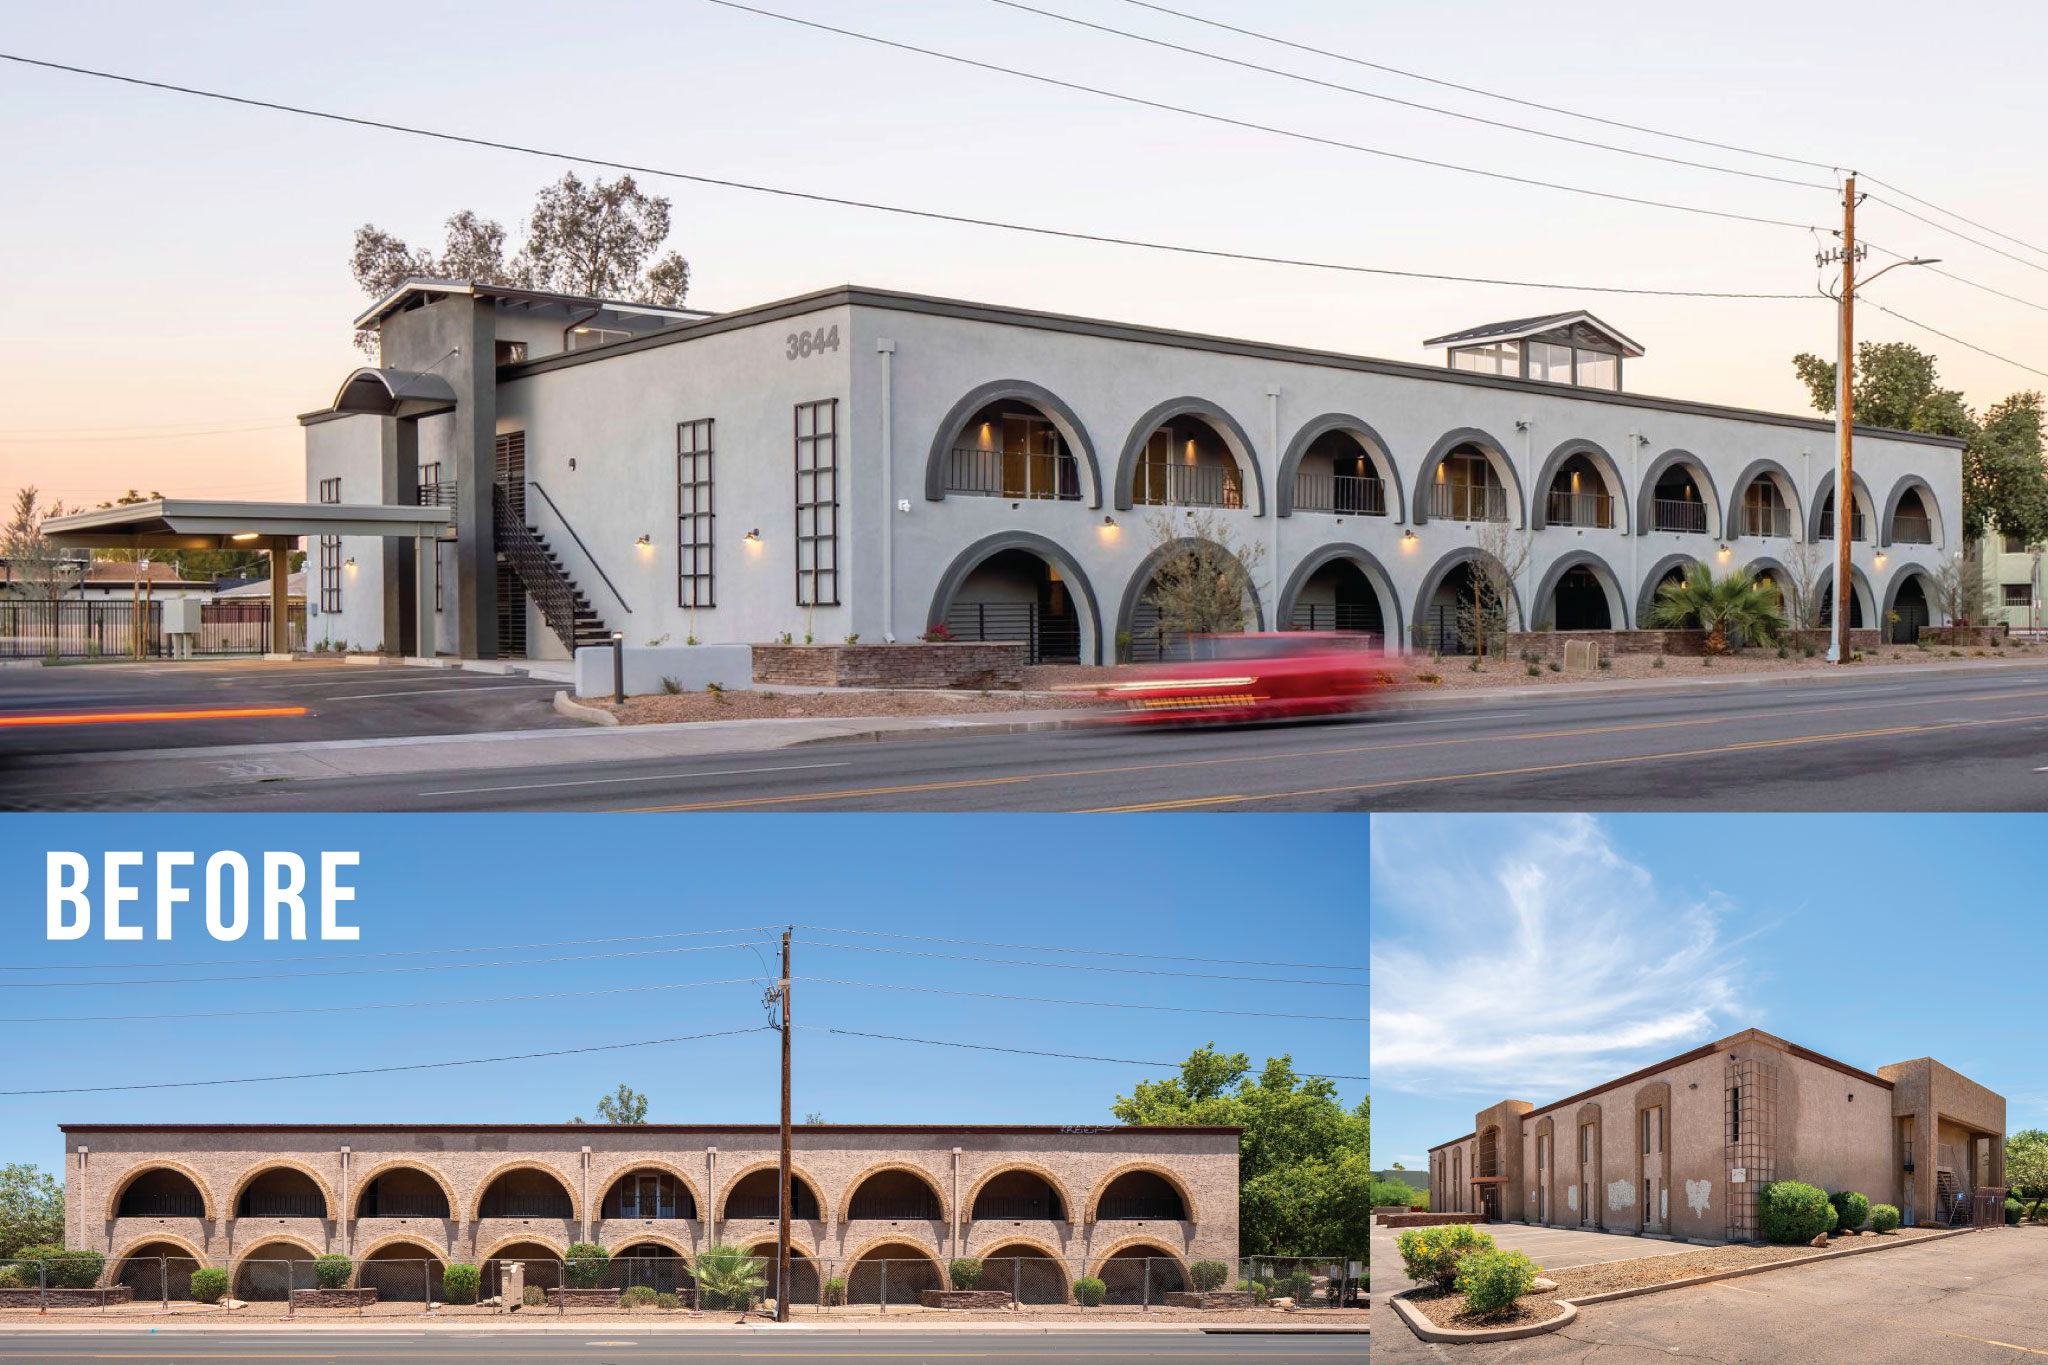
[41,499,454,550]
[327,367,461,419]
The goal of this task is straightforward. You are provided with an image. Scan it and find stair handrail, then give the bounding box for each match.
[493,483,594,655]
[527,480,632,615]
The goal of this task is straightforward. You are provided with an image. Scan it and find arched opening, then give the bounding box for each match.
[600,1169,697,1221]
[1094,1170,1186,1222]
[1816,490,1870,542]
[354,1167,449,1219]
[941,547,1082,664]
[113,1240,203,1302]
[940,399,1083,503]
[1121,539,1262,662]
[1428,442,1510,524]
[974,1242,1067,1304]
[611,1241,691,1297]
[847,1169,944,1222]
[724,1168,822,1222]
[1817,570,1871,628]
[1890,572,1933,643]
[1288,557,1384,637]
[1476,1126,1503,1221]
[236,1168,326,1219]
[1891,487,1935,545]
[1291,429,1387,517]
[1737,469,1796,539]
[1097,1244,1187,1304]
[232,1239,317,1301]
[1640,562,1692,628]
[1543,453,1617,529]
[1452,1149,1463,1213]
[480,1240,563,1298]
[1132,414,1247,510]
[845,1242,943,1305]
[477,1167,575,1220]
[116,1168,207,1219]
[1547,565,1613,630]
[971,1170,1066,1222]
[358,1240,444,1303]
[1418,555,1522,656]
[744,1241,817,1307]
[1651,464,1710,534]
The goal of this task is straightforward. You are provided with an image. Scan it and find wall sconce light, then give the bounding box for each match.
[634,534,653,550]
[1874,551,1887,568]
[1102,515,1117,528]
[231,532,260,542]
[1402,529,1418,545]
[743,528,761,543]
[343,557,357,569]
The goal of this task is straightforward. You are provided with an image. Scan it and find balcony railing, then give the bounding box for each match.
[417,481,458,507]
[847,1196,942,1221]
[240,1193,327,1218]
[724,1195,819,1221]
[1893,512,1934,544]
[612,1197,682,1220]
[1096,1197,1186,1221]
[478,1195,573,1219]
[1133,461,1244,509]
[361,1194,448,1218]
[1429,482,1507,523]
[1742,504,1792,538]
[944,448,1080,501]
[1294,471,1386,516]
[118,1193,204,1218]
[1653,498,1709,534]
[971,1196,1064,1220]
[1546,489,1614,528]
[1817,511,1868,541]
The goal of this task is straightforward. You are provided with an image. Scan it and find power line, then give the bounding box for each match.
[1114,0,1838,172]
[0,51,1808,302]
[0,1026,772,1096]
[0,976,763,1024]
[1865,301,2048,382]
[0,940,773,989]
[704,1,1818,232]
[795,939,1362,987]
[0,424,297,445]
[793,924,1363,972]
[797,975,1364,1022]
[0,925,770,971]
[1860,174,2048,264]
[802,1024,1364,1081]
[1864,240,2048,319]
[1864,193,2048,280]
[984,0,1829,191]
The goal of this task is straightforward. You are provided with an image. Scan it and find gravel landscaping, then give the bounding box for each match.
[1542,1226,1950,1297]
[1403,1282,1571,1331]
[1407,642,2043,689]
[600,688,1089,724]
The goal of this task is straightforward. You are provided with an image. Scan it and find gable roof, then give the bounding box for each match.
[1423,310,1645,357]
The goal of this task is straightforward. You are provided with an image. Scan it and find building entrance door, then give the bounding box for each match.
[1479,1185,1500,1221]
[1536,1136,1549,1223]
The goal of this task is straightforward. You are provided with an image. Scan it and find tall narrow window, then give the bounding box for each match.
[1730,1086,1742,1144]
[317,477,342,614]
[1643,1111,1651,1155]
[794,399,840,607]
[677,418,715,608]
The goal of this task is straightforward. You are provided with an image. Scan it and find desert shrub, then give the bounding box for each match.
[1236,1278,1268,1305]
[1829,1191,1871,1233]
[1369,1178,1426,1209]
[693,1244,766,1310]
[822,1277,846,1307]
[19,1246,103,1289]
[1868,1203,1901,1233]
[522,1284,546,1307]
[655,1292,680,1310]
[1277,1270,1316,1303]
[660,676,683,694]
[441,1263,479,1305]
[1395,1223,1495,1290]
[1757,1181,1832,1244]
[2008,1198,2025,1225]
[565,1242,608,1288]
[949,1258,982,1290]
[619,1284,659,1310]
[1073,1276,1106,1307]
[1190,1260,1230,1292]
[0,1266,28,1289]
[190,1267,230,1304]
[313,1255,353,1289]
[1455,1248,1539,1317]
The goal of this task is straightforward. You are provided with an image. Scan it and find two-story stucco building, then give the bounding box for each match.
[1427,1028,2005,1244]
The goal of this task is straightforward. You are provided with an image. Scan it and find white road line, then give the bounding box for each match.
[325,684,561,701]
[420,762,854,796]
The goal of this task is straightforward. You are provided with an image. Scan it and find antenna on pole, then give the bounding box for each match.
[777,926,793,1323]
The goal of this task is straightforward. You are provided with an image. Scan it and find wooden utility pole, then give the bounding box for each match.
[776,927,792,1323]
[1829,175,1860,664]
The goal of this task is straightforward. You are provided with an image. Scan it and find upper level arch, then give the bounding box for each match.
[924,379,1103,509]
[1114,398,1266,517]
[595,1161,705,1221]
[716,1160,827,1224]
[840,1161,950,1224]
[1081,1162,1200,1224]
[1531,438,1628,532]
[1276,413,1402,521]
[1411,427,1524,528]
[1636,449,1722,538]
[467,1160,581,1224]
[1807,469,1878,543]
[964,1161,1076,1223]
[106,1162,217,1222]
[1724,459,1804,540]
[227,1160,339,1220]
[1881,474,1943,548]
[350,1161,455,1220]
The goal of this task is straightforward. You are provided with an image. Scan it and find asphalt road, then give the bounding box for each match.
[0,1329,1364,1364]
[12,661,2048,811]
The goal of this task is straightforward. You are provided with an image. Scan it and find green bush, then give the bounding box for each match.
[0,1266,28,1289]
[620,1284,659,1310]
[1190,1260,1230,1292]
[1395,1223,1495,1291]
[1828,1191,1871,1233]
[1073,1276,1106,1307]
[441,1263,479,1305]
[655,1292,680,1310]
[18,1246,103,1289]
[693,1244,766,1310]
[1757,1181,1832,1244]
[1455,1248,1539,1317]
[313,1255,353,1290]
[949,1258,982,1290]
[1235,1278,1268,1304]
[822,1277,847,1307]
[522,1284,546,1308]
[190,1267,230,1304]
[1278,1270,1316,1303]
[565,1242,609,1289]
[1369,1177,1428,1209]
[2008,1198,2025,1225]
[1869,1203,1901,1233]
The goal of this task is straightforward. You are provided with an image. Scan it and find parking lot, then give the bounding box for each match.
[1375,1223,2047,1363]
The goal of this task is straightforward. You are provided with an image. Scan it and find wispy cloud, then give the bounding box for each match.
[1371,815,1749,1100]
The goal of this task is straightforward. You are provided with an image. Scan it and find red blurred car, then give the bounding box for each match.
[1095,633,1402,726]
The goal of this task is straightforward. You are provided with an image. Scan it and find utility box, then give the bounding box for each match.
[161,598,202,636]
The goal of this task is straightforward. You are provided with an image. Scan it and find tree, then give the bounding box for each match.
[1647,562,1787,653]
[0,1164,65,1258]
[1112,1047,1367,1256]
[595,1084,650,1124]
[1139,510,1267,648]
[1971,393,2048,546]
[2007,1129,2048,1221]
[1930,553,1997,630]
[1781,537,1830,632]
[1,487,82,601]
[1463,520,1531,655]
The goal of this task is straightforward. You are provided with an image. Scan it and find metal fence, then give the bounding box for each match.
[0,599,303,659]
[3,1252,1362,1318]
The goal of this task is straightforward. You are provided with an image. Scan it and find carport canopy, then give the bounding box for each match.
[41,499,455,655]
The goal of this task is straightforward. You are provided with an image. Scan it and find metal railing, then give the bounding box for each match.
[529,481,631,615]
[722,1195,818,1221]
[1817,510,1867,541]
[1289,604,1382,636]
[116,1193,205,1217]
[239,1194,327,1218]
[1429,482,1507,523]
[493,482,589,655]
[1095,1197,1187,1221]
[1742,504,1792,538]
[943,600,1082,664]
[944,448,1081,501]
[0,600,302,660]
[416,482,458,507]
[970,1196,1065,1220]
[1133,461,1244,509]
[1892,512,1934,544]
[357,1194,450,1218]
[1293,471,1386,516]
[845,1197,942,1221]
[1546,489,1614,528]
[476,1195,574,1219]
[1653,498,1709,534]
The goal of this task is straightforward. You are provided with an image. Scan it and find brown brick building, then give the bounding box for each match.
[61,1123,1238,1298]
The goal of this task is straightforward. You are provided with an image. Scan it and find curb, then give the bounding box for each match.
[552,691,618,727]
[1558,1223,1984,1307]
[1389,1287,1575,1344]
[1387,654,2048,709]
[788,713,1094,747]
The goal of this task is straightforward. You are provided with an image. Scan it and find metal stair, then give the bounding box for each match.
[492,482,611,655]
[1935,1167,1971,1226]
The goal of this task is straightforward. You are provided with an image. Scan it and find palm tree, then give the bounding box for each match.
[693,1244,768,1311]
[1648,563,1787,654]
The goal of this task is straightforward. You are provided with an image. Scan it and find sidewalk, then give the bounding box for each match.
[0,1314,1365,1335]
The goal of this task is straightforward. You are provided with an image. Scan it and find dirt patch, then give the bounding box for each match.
[1402,1283,1570,1330]
[1546,1227,1951,1296]
[1404,642,2042,689]
[600,688,1093,725]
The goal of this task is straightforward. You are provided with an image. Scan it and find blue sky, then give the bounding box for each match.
[1370,813,2048,1172]
[1,814,1366,1173]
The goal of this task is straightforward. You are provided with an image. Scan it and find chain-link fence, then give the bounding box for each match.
[0,1252,1363,1318]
